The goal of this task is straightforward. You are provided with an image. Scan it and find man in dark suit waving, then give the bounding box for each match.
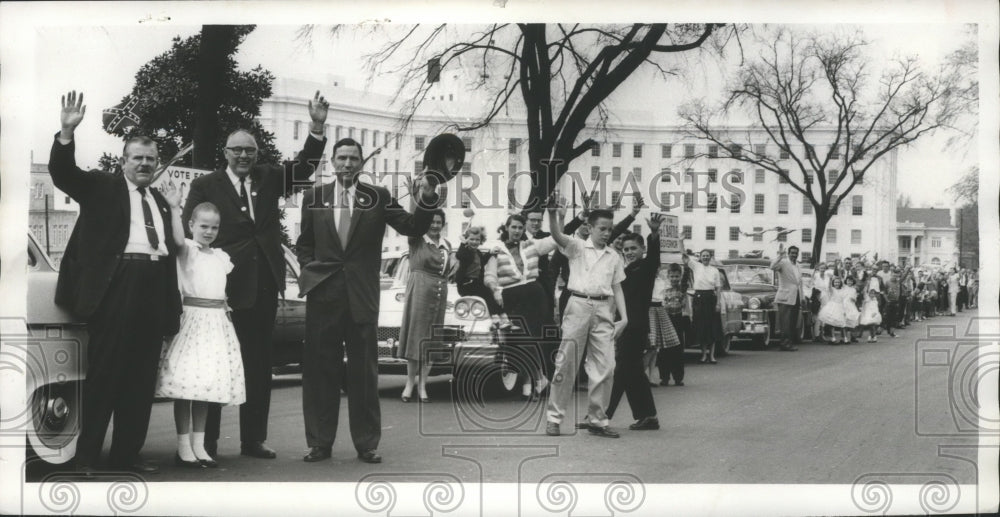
[297,138,441,464]
[50,91,181,474]
[183,91,329,459]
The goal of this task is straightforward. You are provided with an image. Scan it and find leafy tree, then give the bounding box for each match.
[107,25,281,169]
[681,28,973,265]
[302,23,734,207]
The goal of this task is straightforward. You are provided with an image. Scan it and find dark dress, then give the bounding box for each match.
[398,235,452,362]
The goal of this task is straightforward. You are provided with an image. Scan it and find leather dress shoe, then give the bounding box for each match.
[587,425,620,438]
[241,442,277,459]
[174,453,204,469]
[779,344,799,351]
[204,441,218,458]
[574,421,590,430]
[303,446,332,462]
[545,422,561,436]
[357,450,382,464]
[629,417,660,431]
[111,461,160,474]
[198,457,218,468]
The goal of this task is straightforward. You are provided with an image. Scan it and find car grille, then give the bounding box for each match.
[376,326,468,359]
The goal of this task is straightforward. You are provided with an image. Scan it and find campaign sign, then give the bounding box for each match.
[658,213,682,263]
[152,165,212,208]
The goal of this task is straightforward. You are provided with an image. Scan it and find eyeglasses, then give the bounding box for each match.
[226,146,258,156]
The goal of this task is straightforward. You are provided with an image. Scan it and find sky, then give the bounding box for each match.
[26,22,979,208]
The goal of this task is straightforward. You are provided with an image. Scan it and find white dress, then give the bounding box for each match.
[817,287,848,328]
[155,239,246,405]
[859,293,883,326]
[842,288,860,328]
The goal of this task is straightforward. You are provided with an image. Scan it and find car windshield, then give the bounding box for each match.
[721,265,774,285]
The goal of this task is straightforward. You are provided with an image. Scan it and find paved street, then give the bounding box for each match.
[30,309,984,484]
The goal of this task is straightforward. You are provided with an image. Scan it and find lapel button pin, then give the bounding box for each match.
[241,207,247,211]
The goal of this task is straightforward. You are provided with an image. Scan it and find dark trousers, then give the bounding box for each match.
[606,330,657,420]
[957,287,968,311]
[458,278,503,315]
[302,296,380,453]
[882,300,898,332]
[691,291,717,348]
[657,314,688,383]
[206,255,278,447]
[898,295,910,325]
[75,260,169,468]
[776,299,799,345]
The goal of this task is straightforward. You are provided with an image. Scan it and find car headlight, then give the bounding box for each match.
[748,297,761,310]
[395,292,405,302]
[470,301,487,319]
[454,300,470,318]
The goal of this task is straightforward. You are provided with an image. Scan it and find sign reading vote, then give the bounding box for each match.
[658,213,682,263]
[152,165,212,208]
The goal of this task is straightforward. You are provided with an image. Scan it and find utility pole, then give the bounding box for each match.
[44,194,51,255]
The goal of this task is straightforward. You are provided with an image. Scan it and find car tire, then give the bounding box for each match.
[751,326,771,350]
[27,382,81,464]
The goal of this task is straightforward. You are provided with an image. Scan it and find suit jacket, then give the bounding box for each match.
[48,136,181,334]
[296,181,439,324]
[183,135,326,310]
[769,256,802,306]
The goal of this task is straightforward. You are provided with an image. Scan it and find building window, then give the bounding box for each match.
[827,170,838,184]
[683,225,692,239]
[779,169,789,183]
[755,169,765,184]
[661,144,672,158]
[805,144,815,159]
[611,191,622,207]
[707,194,717,213]
[830,194,839,215]
[592,142,601,156]
[659,192,671,207]
[395,159,399,172]
[777,231,787,242]
[931,237,941,248]
[830,145,840,159]
[633,144,643,158]
[612,167,621,181]
[851,229,862,244]
[590,166,600,181]
[509,138,521,154]
[729,143,742,158]
[415,136,426,151]
[684,168,694,183]
[853,145,865,159]
[612,143,622,158]
[661,167,672,182]
[395,133,401,150]
[462,162,471,174]
[754,144,767,157]
[803,197,813,215]
[632,224,642,234]
[708,144,718,158]
[753,227,763,242]
[293,121,301,140]
[802,228,812,242]
[754,194,765,214]
[684,144,695,158]
[509,163,517,175]
[335,125,343,140]
[633,167,642,181]
[684,193,693,212]
[805,171,813,184]
[708,168,717,183]
[65,196,71,204]
[729,227,740,241]
[852,195,863,215]
[385,132,392,147]
[706,226,716,241]
[462,137,472,152]
[729,249,739,258]
[460,191,472,208]
[373,130,380,147]
[778,194,789,214]
[415,161,423,174]
[348,127,355,138]
[507,188,517,209]
[731,170,743,184]
[361,129,368,145]
[827,229,837,244]
[730,194,741,213]
[779,147,790,159]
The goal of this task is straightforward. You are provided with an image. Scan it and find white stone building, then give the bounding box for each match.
[260,76,899,263]
[896,207,959,268]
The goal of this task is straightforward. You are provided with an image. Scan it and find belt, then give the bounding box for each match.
[649,301,663,307]
[183,297,228,309]
[121,253,166,262]
[569,291,609,301]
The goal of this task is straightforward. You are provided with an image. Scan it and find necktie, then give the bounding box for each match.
[239,176,252,220]
[338,188,351,246]
[137,186,159,250]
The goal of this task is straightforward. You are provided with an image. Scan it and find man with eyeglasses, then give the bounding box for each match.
[184,91,330,460]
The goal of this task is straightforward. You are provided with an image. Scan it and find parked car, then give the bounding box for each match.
[719,258,812,348]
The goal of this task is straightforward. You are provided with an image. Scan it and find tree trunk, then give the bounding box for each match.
[811,215,829,268]
[193,25,236,169]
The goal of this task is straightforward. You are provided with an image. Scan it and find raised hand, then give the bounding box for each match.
[631,193,645,216]
[308,90,330,126]
[646,212,664,233]
[60,91,86,131]
[777,242,786,256]
[160,180,182,208]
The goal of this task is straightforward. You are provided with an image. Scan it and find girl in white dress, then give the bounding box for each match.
[842,276,861,341]
[859,287,884,342]
[155,186,245,468]
[817,276,850,344]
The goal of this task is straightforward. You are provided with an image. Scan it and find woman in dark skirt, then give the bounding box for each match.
[484,214,556,400]
[398,209,451,403]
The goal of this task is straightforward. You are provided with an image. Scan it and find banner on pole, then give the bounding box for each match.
[658,213,682,263]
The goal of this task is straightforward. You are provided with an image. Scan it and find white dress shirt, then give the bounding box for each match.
[226,167,255,221]
[123,177,168,256]
[330,181,357,228]
[687,259,722,291]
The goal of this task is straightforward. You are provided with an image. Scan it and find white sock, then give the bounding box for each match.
[177,433,197,462]
[522,383,532,396]
[191,431,211,460]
